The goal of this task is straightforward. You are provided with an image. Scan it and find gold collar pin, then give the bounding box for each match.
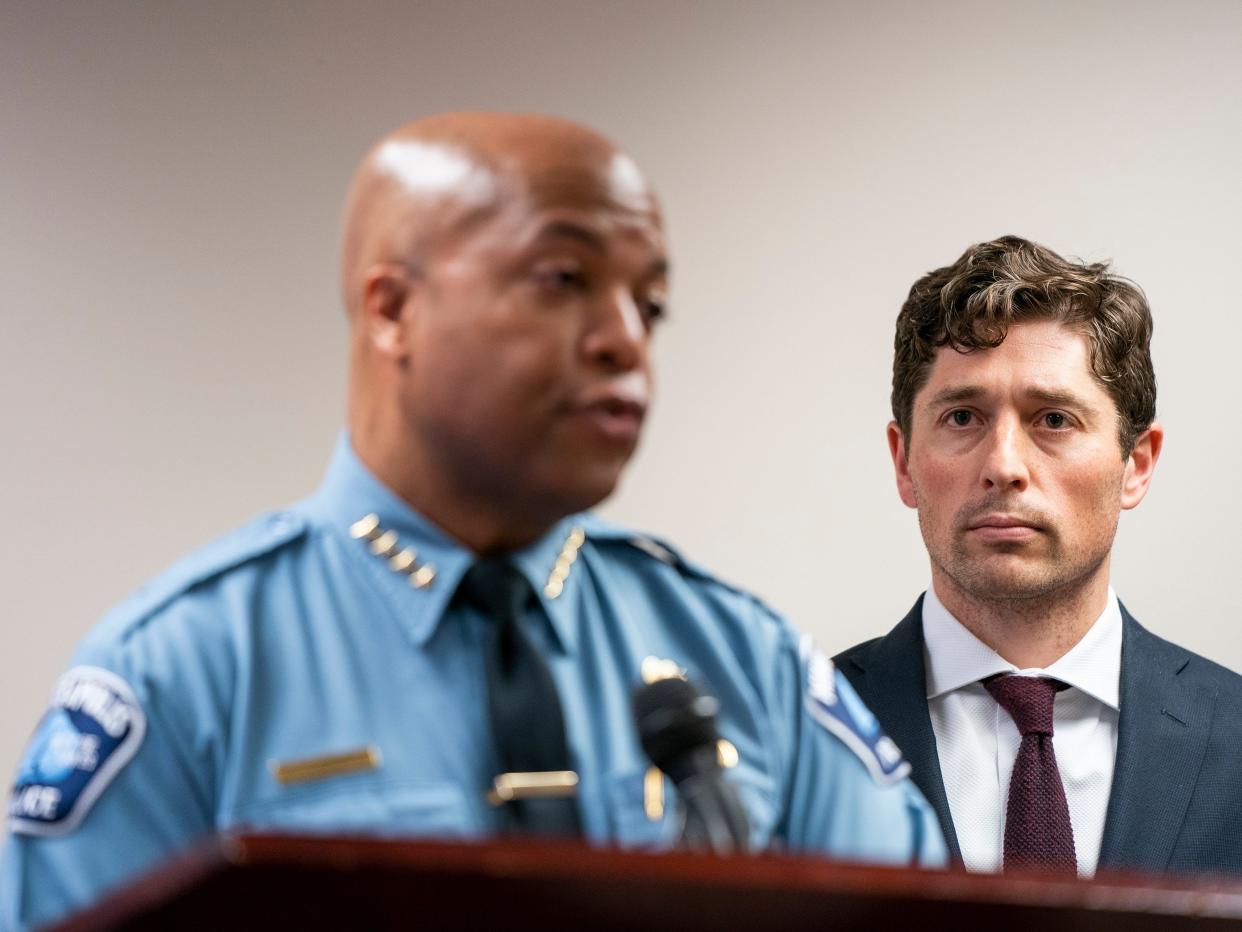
[349,514,437,590]
[543,526,585,599]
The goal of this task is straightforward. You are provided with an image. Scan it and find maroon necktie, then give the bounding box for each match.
[984,674,1077,876]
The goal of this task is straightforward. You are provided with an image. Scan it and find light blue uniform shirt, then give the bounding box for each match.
[3,437,945,928]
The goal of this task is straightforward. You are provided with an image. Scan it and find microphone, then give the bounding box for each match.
[632,676,750,853]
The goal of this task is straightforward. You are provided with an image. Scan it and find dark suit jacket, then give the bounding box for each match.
[835,597,1242,876]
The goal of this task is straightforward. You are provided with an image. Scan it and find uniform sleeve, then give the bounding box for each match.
[2,633,218,930]
[773,628,947,867]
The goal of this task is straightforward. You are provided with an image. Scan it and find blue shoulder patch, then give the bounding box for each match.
[9,666,147,836]
[801,638,910,786]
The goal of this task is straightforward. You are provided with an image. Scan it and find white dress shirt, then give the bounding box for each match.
[922,585,1121,877]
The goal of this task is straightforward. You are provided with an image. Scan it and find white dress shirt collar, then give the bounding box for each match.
[922,584,1122,710]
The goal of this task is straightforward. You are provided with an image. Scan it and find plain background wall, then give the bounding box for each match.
[3,0,1241,785]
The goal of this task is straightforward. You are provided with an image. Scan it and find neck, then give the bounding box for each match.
[348,403,554,557]
[931,564,1112,669]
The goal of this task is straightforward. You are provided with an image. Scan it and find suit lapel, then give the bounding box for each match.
[1098,608,1215,870]
[850,598,962,861]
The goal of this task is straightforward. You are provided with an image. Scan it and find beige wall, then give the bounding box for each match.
[4,0,1241,783]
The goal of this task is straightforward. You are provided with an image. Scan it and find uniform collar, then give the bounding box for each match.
[303,433,590,654]
[509,518,590,656]
[922,583,1122,710]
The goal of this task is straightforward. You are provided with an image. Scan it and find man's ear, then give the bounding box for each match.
[360,264,417,360]
[1120,420,1164,510]
[888,421,918,509]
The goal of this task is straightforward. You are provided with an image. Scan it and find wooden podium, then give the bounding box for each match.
[54,833,1242,931]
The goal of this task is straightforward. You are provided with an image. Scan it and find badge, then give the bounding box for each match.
[801,641,910,786]
[8,666,147,836]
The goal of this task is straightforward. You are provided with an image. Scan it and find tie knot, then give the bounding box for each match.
[984,674,1063,736]
[456,559,531,622]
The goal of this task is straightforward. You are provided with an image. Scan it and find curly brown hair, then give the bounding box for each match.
[892,235,1156,456]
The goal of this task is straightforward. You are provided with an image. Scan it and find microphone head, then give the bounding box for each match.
[632,676,722,777]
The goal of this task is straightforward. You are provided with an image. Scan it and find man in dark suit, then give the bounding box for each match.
[836,236,1242,879]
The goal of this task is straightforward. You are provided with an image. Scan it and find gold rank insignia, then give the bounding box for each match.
[349,513,437,589]
[543,526,585,599]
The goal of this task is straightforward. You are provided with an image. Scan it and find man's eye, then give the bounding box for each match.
[641,293,668,325]
[532,263,586,291]
[949,409,974,427]
[1043,412,1069,429]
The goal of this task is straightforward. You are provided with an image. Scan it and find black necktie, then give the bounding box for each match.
[455,558,582,837]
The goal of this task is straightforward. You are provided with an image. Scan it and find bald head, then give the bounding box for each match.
[342,112,667,553]
[340,112,660,318]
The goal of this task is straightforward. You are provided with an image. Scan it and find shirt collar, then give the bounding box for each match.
[922,583,1122,710]
[509,516,589,656]
[301,433,590,654]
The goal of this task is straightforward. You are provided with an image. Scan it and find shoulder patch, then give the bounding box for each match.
[802,642,911,786]
[9,667,147,836]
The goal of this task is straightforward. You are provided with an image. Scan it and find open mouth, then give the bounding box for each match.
[571,396,646,442]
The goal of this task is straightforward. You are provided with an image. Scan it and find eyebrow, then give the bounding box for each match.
[533,220,608,252]
[1027,387,1091,409]
[927,385,1094,410]
[927,385,985,407]
[528,220,670,277]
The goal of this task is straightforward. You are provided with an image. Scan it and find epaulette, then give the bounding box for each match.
[577,514,760,603]
[96,510,307,638]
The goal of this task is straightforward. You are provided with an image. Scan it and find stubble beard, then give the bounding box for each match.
[920,509,1116,620]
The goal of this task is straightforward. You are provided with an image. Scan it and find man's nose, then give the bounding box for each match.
[581,287,648,372]
[980,417,1030,492]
